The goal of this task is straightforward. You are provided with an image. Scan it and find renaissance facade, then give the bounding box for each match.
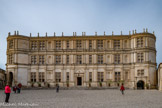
[6,30,157,89]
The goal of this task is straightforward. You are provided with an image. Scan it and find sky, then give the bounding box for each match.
[0,0,162,70]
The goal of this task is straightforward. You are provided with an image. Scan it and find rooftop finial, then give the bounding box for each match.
[104,31,106,36]
[132,30,134,35]
[62,32,64,37]
[143,28,145,33]
[146,28,148,33]
[54,32,56,37]
[38,32,39,37]
[17,31,19,35]
[46,32,47,37]
[95,32,97,36]
[30,33,32,37]
[121,31,122,35]
[75,32,77,36]
[129,31,131,35]
[84,32,86,36]
[153,31,155,35]
[82,32,84,36]
[73,32,74,36]
[135,29,136,34]
[112,31,114,36]
[14,31,16,35]
[8,32,10,36]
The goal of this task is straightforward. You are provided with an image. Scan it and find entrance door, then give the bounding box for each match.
[137,80,144,89]
[9,72,13,86]
[77,77,82,86]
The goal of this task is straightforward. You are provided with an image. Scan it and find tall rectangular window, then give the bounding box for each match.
[137,37,143,48]
[97,55,103,64]
[55,55,61,64]
[97,72,104,82]
[55,72,61,82]
[56,41,61,49]
[89,40,92,49]
[124,40,127,48]
[66,41,70,49]
[8,54,13,64]
[9,40,13,49]
[89,55,92,64]
[125,71,128,80]
[66,72,69,81]
[114,40,120,49]
[97,40,103,49]
[137,53,144,63]
[115,72,121,82]
[76,40,82,49]
[66,55,69,64]
[76,55,82,64]
[39,72,45,82]
[114,54,120,64]
[31,41,37,50]
[31,72,36,82]
[39,55,45,64]
[31,55,37,64]
[89,72,92,82]
[39,41,45,50]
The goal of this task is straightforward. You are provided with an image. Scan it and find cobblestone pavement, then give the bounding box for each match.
[0,89,162,108]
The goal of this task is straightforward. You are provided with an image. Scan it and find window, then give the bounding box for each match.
[125,55,128,63]
[66,55,69,64]
[115,72,121,82]
[31,55,37,64]
[39,55,45,64]
[137,70,144,76]
[76,40,82,49]
[124,40,127,48]
[39,41,45,50]
[31,41,37,50]
[97,72,104,82]
[39,72,45,82]
[56,41,61,49]
[137,37,143,48]
[67,41,70,49]
[66,72,69,81]
[114,40,120,49]
[89,72,92,82]
[114,54,120,64]
[55,72,61,82]
[137,53,144,63]
[55,55,61,64]
[9,40,13,49]
[125,71,128,80]
[8,54,13,64]
[89,40,92,49]
[107,41,110,49]
[97,55,103,64]
[97,40,103,49]
[31,72,36,82]
[89,55,92,64]
[76,55,82,64]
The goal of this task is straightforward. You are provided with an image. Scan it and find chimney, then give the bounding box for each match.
[30,33,32,37]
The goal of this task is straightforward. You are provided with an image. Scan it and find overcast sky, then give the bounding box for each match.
[0,0,162,69]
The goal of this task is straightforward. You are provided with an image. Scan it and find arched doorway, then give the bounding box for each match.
[137,80,144,89]
[9,72,13,86]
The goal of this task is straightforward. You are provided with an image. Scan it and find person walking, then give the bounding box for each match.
[56,84,59,93]
[13,85,17,93]
[120,83,125,95]
[5,84,11,103]
[17,83,22,93]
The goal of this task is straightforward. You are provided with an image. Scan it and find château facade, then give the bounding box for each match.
[6,30,157,89]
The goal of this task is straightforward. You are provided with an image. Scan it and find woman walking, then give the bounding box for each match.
[5,84,11,103]
[120,83,125,95]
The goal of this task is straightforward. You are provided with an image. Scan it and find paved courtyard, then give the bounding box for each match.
[0,89,162,108]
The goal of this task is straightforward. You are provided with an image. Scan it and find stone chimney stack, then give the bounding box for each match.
[14,31,16,35]
[30,33,32,37]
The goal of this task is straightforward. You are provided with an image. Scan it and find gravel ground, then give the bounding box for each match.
[0,89,162,108]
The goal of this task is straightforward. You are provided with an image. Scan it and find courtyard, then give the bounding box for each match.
[0,89,162,108]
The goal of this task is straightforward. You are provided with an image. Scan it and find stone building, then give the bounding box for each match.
[158,63,162,91]
[0,68,6,88]
[6,29,157,89]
